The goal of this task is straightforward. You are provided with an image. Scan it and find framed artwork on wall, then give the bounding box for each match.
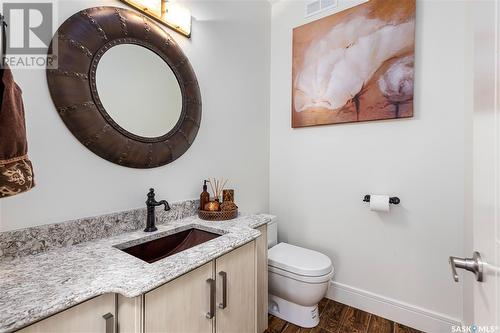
[292,0,416,128]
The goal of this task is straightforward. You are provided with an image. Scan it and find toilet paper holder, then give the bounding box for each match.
[363,195,400,205]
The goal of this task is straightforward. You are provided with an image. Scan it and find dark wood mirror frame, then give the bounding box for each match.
[46,6,201,169]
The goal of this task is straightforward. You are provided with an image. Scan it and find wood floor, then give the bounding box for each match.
[264,298,425,333]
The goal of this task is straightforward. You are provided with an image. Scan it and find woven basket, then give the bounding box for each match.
[198,209,238,221]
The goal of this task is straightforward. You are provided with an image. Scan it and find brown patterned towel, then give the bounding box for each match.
[0,65,35,198]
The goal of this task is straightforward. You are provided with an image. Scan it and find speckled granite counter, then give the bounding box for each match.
[0,213,273,333]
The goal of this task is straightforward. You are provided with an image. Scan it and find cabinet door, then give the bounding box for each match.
[215,241,256,333]
[144,262,214,333]
[256,225,268,333]
[18,294,116,333]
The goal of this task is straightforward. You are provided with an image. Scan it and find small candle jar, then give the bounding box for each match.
[204,199,220,211]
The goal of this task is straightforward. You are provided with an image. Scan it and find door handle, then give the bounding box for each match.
[102,313,114,333]
[206,278,216,319]
[218,271,227,309]
[449,251,484,282]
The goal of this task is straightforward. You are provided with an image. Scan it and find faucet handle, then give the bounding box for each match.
[147,188,155,201]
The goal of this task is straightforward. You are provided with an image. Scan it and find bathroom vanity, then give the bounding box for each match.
[0,211,271,333]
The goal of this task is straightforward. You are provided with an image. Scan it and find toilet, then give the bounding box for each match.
[267,218,334,328]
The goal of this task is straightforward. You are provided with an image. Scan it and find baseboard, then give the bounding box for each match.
[326,281,462,333]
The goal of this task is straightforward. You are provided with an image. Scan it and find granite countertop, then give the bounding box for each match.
[0,214,273,333]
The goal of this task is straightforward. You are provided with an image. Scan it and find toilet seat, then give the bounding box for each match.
[268,243,333,281]
[268,265,334,284]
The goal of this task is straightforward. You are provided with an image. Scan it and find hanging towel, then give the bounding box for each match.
[0,17,35,198]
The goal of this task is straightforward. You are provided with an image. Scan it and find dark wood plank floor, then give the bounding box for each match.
[265,299,425,333]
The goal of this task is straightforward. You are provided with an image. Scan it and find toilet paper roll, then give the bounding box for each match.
[370,195,390,212]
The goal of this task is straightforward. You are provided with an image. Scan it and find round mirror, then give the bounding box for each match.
[95,44,182,138]
[47,7,201,168]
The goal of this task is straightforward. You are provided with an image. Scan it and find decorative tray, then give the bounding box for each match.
[198,209,238,221]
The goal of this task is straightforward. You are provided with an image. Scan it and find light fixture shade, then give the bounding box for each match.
[120,0,192,37]
[164,2,191,37]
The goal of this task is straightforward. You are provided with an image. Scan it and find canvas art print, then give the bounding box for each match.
[292,0,416,128]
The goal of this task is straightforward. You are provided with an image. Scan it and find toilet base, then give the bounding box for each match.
[268,294,319,328]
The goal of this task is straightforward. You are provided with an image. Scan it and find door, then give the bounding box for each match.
[145,262,214,333]
[18,294,116,333]
[465,0,500,328]
[215,241,256,333]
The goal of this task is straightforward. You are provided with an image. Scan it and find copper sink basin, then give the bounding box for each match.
[121,228,221,263]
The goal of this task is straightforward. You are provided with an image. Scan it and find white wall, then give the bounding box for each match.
[0,0,271,231]
[269,0,469,328]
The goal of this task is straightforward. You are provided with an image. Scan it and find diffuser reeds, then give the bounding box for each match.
[208,177,228,201]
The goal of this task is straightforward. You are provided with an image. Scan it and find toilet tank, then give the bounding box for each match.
[267,216,278,248]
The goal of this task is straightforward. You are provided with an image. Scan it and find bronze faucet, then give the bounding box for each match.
[145,188,170,232]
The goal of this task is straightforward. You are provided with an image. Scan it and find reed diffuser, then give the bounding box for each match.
[208,177,227,202]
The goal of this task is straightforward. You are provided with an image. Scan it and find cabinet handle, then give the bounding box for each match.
[206,278,216,319]
[102,313,114,333]
[218,271,227,309]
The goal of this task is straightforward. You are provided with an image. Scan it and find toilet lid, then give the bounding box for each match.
[268,243,332,277]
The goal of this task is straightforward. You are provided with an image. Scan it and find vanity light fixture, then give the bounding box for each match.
[120,0,192,37]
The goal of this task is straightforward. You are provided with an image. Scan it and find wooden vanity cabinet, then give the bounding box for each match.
[256,225,268,333]
[120,226,269,333]
[143,241,256,333]
[18,294,116,333]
